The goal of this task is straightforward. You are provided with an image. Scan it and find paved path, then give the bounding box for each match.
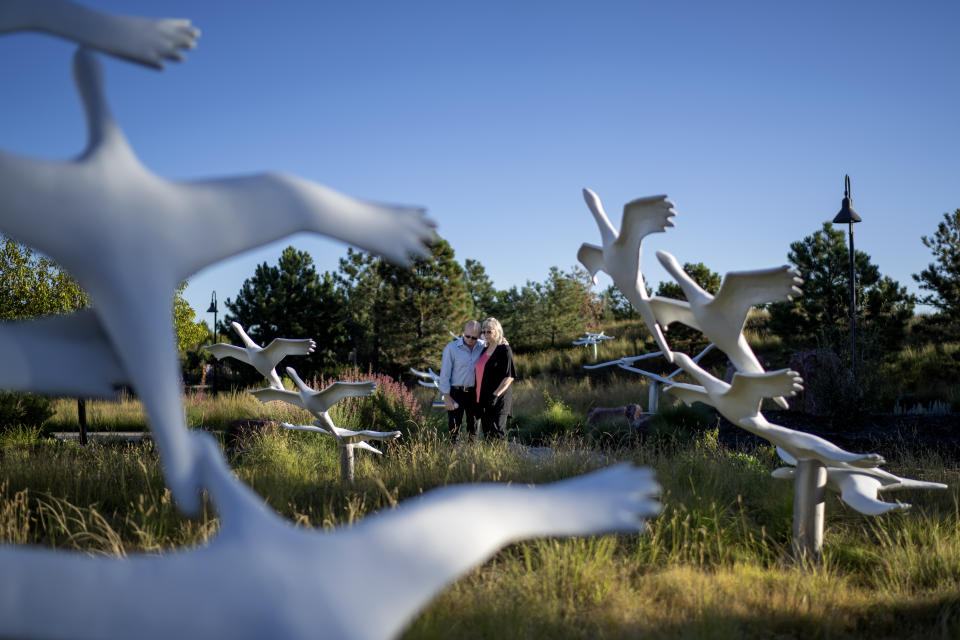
[50,432,150,442]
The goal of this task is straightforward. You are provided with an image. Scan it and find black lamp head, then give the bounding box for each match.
[206,291,218,313]
[833,174,862,224]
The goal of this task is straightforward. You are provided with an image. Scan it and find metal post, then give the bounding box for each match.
[77,398,87,446]
[340,443,355,483]
[648,380,660,414]
[847,221,856,380]
[207,291,218,394]
[592,341,598,361]
[791,459,827,563]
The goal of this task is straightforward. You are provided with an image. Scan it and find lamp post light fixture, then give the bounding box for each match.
[207,291,218,393]
[832,174,862,377]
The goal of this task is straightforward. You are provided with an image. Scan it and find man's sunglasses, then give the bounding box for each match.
[463,334,480,340]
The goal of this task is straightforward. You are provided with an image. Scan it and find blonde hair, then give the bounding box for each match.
[481,317,508,346]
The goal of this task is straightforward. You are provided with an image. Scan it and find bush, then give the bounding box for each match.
[514,391,583,443]
[0,391,54,433]
[648,402,716,445]
[312,366,424,437]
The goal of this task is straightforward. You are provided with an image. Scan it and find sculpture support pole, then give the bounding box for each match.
[77,398,87,446]
[791,459,826,563]
[340,444,355,483]
[648,380,660,414]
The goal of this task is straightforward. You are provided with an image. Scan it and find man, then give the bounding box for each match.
[438,320,484,441]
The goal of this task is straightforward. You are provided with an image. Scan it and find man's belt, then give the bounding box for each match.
[451,385,475,392]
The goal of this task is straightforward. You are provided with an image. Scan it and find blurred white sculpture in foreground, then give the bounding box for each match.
[0,432,661,640]
[409,366,445,408]
[0,0,199,68]
[0,49,433,512]
[205,322,315,389]
[665,352,884,468]
[772,450,947,516]
[577,188,675,360]
[651,250,802,409]
[0,310,126,397]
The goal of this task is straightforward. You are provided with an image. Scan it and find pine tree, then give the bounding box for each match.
[224,246,346,381]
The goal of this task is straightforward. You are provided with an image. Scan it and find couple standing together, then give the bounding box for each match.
[438,318,516,441]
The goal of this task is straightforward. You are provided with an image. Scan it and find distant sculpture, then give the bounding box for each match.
[577,188,676,360]
[772,450,947,516]
[0,49,433,512]
[0,0,199,69]
[0,432,662,640]
[584,343,715,413]
[572,331,615,360]
[282,421,402,482]
[205,322,316,390]
[250,367,376,431]
[664,352,884,468]
[409,366,445,408]
[651,250,802,409]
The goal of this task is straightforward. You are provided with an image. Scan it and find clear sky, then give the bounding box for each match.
[2,0,957,321]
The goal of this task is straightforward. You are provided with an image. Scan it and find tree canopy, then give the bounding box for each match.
[0,236,89,320]
[913,208,960,326]
[768,222,914,355]
[224,246,345,381]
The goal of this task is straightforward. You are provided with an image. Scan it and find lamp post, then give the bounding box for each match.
[832,175,862,377]
[207,291,218,393]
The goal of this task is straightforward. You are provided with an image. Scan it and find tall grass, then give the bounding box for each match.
[2,421,958,637]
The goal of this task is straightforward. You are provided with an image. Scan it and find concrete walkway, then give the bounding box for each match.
[50,432,150,442]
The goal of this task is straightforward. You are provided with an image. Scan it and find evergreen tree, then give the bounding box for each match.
[655,262,721,300]
[463,258,498,320]
[375,238,471,373]
[913,208,960,333]
[224,246,346,381]
[603,284,638,320]
[537,266,601,347]
[768,222,914,355]
[335,248,384,368]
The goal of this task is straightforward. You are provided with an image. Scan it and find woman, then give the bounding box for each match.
[475,317,516,440]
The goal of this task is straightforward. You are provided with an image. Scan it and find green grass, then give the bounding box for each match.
[4,324,960,637]
[2,418,958,638]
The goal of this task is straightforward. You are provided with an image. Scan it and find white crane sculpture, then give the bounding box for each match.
[577,188,676,360]
[650,250,803,409]
[572,331,616,360]
[577,183,947,561]
[205,322,316,390]
[772,449,947,516]
[409,366,445,408]
[664,352,943,559]
[0,431,662,640]
[0,310,127,397]
[0,48,433,513]
[585,344,715,413]
[251,367,388,481]
[0,0,199,69]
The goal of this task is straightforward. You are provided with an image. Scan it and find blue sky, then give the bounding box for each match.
[2,0,957,321]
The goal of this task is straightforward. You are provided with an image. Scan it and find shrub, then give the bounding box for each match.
[0,391,54,433]
[312,366,423,436]
[648,402,716,445]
